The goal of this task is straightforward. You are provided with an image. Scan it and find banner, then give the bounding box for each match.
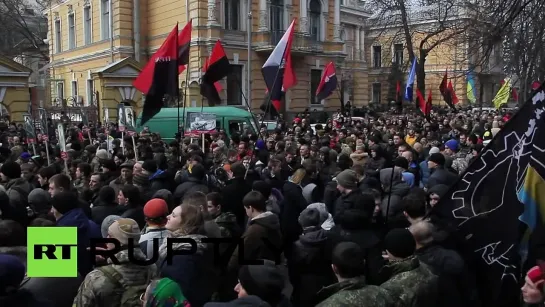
[117,104,135,131]
[434,82,545,307]
[23,113,36,143]
[185,112,216,137]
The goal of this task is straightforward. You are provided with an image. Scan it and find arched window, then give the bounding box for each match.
[270,0,284,44]
[309,0,321,41]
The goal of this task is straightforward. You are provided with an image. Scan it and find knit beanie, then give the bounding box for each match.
[96,149,109,160]
[133,173,150,186]
[238,261,285,303]
[384,228,416,259]
[298,208,321,228]
[428,146,440,155]
[0,161,21,179]
[527,265,545,288]
[445,139,459,152]
[51,192,79,215]
[101,159,117,172]
[0,254,26,295]
[428,153,446,166]
[108,218,141,245]
[336,169,358,189]
[144,198,169,219]
[101,215,122,238]
[28,188,51,214]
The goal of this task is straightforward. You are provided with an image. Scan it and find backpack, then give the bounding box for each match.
[98,266,151,307]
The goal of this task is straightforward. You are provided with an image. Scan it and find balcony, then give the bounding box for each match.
[254,30,324,54]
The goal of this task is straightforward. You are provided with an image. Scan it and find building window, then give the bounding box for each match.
[68,13,76,49]
[86,79,93,106]
[224,0,240,30]
[394,43,403,65]
[84,5,92,45]
[309,0,321,41]
[310,69,323,105]
[227,64,243,105]
[54,19,61,53]
[101,0,110,40]
[346,45,353,60]
[373,45,381,68]
[270,0,284,44]
[71,80,78,97]
[372,83,381,103]
[57,82,64,104]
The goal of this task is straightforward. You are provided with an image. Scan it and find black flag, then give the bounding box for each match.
[433,82,545,307]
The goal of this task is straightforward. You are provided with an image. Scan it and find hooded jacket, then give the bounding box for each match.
[57,208,101,276]
[228,212,283,272]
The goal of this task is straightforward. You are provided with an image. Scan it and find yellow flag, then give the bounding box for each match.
[493,78,511,109]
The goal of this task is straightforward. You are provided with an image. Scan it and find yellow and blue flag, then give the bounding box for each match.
[466,72,477,104]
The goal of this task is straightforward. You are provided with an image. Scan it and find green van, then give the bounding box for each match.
[136,106,257,140]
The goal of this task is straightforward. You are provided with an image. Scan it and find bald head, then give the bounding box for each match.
[413,142,423,153]
[409,220,434,247]
[402,150,413,162]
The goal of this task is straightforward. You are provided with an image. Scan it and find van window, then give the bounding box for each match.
[228,119,244,135]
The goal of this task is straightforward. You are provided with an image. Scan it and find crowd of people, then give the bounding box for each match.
[0,106,543,307]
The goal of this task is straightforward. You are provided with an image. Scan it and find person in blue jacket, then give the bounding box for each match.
[51,191,101,276]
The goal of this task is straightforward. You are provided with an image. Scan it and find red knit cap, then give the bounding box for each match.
[527,266,545,287]
[143,199,169,219]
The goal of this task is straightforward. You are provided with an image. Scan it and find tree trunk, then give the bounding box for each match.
[416,49,427,108]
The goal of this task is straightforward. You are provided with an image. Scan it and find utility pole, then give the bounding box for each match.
[247,2,252,110]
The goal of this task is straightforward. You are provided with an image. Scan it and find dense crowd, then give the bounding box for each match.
[0,107,543,307]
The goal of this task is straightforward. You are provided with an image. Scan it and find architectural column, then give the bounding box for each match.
[355,26,360,60]
[300,0,308,33]
[361,27,366,62]
[333,0,341,41]
[258,0,268,31]
[207,0,219,26]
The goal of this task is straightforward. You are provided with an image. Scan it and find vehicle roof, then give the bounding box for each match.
[137,107,251,118]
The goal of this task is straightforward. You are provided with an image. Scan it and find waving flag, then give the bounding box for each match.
[467,72,477,104]
[404,57,417,102]
[416,88,426,115]
[200,40,231,106]
[138,24,180,125]
[134,21,191,95]
[425,89,432,117]
[439,69,456,110]
[432,83,545,307]
[260,19,297,117]
[493,77,512,109]
[448,80,459,105]
[316,62,337,101]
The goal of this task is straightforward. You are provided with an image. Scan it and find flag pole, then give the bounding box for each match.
[177,22,181,141]
[246,1,252,117]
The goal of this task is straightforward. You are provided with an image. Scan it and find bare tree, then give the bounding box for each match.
[0,0,48,61]
[367,0,539,98]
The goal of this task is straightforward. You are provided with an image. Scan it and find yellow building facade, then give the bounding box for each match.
[44,0,352,122]
[364,9,504,107]
[0,56,32,122]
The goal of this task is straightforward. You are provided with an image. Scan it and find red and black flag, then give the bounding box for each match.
[135,24,179,125]
[200,40,231,106]
[447,80,459,105]
[260,19,297,118]
[396,80,403,111]
[439,69,456,111]
[134,21,191,95]
[425,89,432,119]
[416,88,426,116]
[316,62,337,101]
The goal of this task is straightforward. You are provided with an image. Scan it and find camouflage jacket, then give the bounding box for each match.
[73,249,157,307]
[316,277,394,307]
[215,212,241,238]
[450,152,469,174]
[379,256,438,307]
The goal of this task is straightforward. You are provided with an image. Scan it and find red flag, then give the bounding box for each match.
[447,80,459,105]
[200,40,231,106]
[532,81,541,91]
[396,80,401,96]
[512,87,518,101]
[416,88,426,114]
[439,70,448,94]
[134,21,192,94]
[315,62,337,101]
[138,24,180,125]
[426,89,433,116]
[202,58,223,93]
